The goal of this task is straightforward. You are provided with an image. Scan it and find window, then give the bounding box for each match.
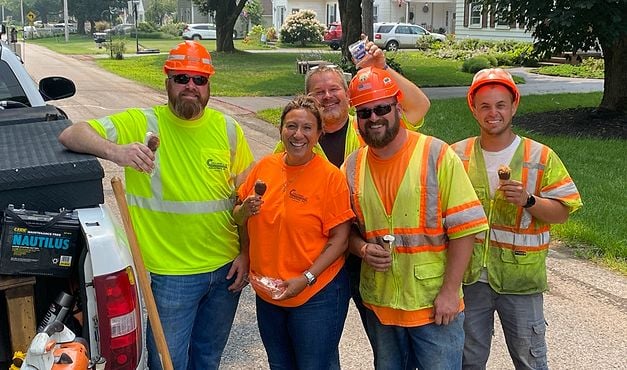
[469,1,482,27]
[410,26,426,35]
[495,5,511,27]
[292,8,300,14]
[377,25,394,33]
[373,6,379,23]
[327,4,337,24]
[395,25,412,35]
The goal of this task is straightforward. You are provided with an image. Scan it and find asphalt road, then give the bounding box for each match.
[23,44,626,370]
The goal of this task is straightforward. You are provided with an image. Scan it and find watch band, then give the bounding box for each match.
[303,270,316,286]
[523,194,536,208]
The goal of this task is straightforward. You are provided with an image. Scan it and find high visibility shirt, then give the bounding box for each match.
[238,154,354,307]
[88,106,254,274]
[452,136,582,294]
[343,131,488,327]
[273,113,425,162]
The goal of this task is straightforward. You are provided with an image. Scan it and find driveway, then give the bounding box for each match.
[23,43,625,370]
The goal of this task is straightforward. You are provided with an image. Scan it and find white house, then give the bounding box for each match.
[453,0,533,41]
[271,0,456,34]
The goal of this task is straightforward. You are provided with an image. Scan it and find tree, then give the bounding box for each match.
[485,0,627,113]
[243,0,263,27]
[68,0,124,34]
[32,0,60,24]
[338,0,363,61]
[146,0,176,26]
[193,0,247,52]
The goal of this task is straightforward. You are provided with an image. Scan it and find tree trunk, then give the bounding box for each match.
[599,35,627,113]
[339,0,363,62]
[77,16,85,35]
[215,0,248,52]
[362,0,374,41]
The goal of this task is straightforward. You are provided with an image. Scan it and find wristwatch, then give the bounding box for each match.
[523,194,536,208]
[303,270,317,286]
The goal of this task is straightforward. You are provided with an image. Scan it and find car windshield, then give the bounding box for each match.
[0,60,29,105]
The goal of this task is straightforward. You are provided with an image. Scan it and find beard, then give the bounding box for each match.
[358,112,400,148]
[169,90,208,120]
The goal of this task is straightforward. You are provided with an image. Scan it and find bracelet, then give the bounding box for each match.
[360,243,368,258]
[383,63,389,70]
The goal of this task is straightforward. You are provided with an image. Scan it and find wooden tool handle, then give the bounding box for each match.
[111,177,173,370]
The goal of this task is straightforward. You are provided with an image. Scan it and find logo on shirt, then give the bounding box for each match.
[288,189,308,203]
[206,158,228,171]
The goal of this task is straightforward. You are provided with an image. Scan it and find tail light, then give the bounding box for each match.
[94,267,141,370]
[374,34,382,40]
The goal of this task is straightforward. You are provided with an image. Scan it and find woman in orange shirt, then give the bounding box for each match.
[235,95,354,369]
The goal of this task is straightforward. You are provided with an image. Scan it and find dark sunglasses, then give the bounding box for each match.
[355,103,396,119]
[169,74,209,86]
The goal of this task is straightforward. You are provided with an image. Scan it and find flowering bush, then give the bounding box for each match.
[279,10,325,46]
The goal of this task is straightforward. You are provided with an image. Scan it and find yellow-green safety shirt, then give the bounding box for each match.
[88,105,254,275]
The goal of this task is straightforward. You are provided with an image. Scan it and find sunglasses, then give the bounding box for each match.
[355,103,396,119]
[169,74,209,86]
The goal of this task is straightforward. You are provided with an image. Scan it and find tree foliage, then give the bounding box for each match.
[243,0,263,26]
[279,10,325,46]
[485,0,627,112]
[146,0,176,26]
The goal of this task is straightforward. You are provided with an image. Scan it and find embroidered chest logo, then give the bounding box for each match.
[206,158,228,171]
[288,189,308,203]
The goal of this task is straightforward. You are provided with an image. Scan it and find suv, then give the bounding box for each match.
[182,23,238,40]
[323,22,342,50]
[0,41,147,369]
[373,22,445,51]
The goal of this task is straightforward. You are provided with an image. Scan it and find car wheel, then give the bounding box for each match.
[330,42,340,50]
[192,35,201,40]
[386,40,399,52]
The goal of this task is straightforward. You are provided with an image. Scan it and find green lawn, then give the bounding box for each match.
[258,92,627,273]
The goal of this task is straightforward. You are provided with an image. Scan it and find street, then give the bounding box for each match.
[24,43,626,369]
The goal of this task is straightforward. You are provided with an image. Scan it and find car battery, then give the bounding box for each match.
[0,207,81,277]
[0,119,104,212]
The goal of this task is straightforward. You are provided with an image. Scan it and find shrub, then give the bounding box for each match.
[483,54,498,67]
[266,27,278,41]
[415,35,440,50]
[160,23,185,37]
[138,22,157,33]
[245,25,267,46]
[106,38,126,59]
[462,56,491,73]
[94,21,109,32]
[279,9,325,46]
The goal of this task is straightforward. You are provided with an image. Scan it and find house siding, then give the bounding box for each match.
[454,0,533,41]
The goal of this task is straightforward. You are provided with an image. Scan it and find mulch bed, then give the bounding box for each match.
[515,108,627,140]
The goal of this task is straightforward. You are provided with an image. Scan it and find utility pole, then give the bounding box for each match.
[63,0,69,42]
[133,1,139,53]
[20,0,24,26]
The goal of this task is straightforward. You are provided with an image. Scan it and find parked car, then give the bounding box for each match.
[373,22,446,51]
[52,22,77,34]
[104,23,135,35]
[182,23,238,40]
[323,22,342,50]
[0,40,147,370]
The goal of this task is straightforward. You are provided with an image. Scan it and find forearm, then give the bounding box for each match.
[308,221,351,277]
[58,122,117,161]
[348,224,367,257]
[232,204,247,226]
[440,234,474,295]
[527,197,570,224]
[387,67,430,124]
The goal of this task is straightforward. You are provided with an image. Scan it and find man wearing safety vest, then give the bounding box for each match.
[274,41,431,353]
[343,66,489,369]
[59,41,254,370]
[452,68,582,370]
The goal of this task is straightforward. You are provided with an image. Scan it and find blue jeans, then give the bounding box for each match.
[365,307,465,370]
[147,263,241,370]
[462,282,548,370]
[256,267,350,370]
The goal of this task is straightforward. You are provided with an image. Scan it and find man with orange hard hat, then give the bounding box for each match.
[343,66,489,369]
[59,41,254,369]
[452,68,582,370]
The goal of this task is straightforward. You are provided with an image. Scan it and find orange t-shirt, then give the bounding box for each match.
[238,153,355,307]
[365,133,464,327]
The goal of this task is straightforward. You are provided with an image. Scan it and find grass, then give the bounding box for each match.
[534,59,605,79]
[257,92,627,273]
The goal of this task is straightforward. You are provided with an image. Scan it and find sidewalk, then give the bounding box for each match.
[212,67,604,114]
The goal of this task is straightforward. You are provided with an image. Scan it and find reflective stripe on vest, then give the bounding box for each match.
[344,135,451,310]
[132,108,237,214]
[99,116,118,143]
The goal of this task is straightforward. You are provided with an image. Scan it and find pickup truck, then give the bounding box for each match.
[0,41,147,369]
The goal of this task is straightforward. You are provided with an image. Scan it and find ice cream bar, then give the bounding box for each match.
[254,180,267,196]
[146,132,160,153]
[498,165,511,180]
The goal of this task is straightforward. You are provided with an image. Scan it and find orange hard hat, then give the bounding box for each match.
[348,67,402,107]
[163,41,215,76]
[467,68,520,110]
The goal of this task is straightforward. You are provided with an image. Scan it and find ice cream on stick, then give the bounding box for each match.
[498,165,511,181]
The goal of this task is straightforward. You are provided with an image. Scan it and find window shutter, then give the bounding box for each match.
[463,0,469,27]
[482,5,488,28]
